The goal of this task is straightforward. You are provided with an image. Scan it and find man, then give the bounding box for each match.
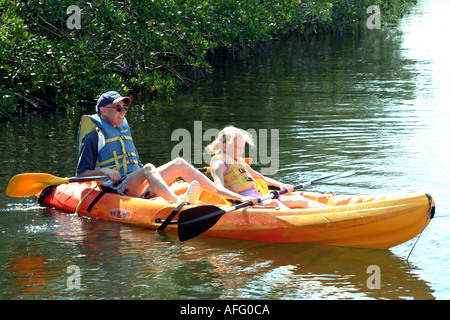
[76,91,216,204]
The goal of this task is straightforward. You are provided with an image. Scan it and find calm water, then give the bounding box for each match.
[1,0,450,300]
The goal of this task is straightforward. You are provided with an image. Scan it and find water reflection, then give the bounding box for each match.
[6,251,52,297]
[0,208,431,299]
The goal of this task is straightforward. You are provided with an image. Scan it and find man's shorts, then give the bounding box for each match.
[102,175,128,195]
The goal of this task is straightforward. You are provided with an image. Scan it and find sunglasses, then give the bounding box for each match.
[105,105,129,112]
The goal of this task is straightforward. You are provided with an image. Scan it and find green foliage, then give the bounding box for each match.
[0,0,416,120]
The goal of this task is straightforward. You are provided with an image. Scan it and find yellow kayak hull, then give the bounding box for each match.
[36,182,435,249]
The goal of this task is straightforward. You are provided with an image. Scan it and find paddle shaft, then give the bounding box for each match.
[229,172,354,212]
[68,175,108,183]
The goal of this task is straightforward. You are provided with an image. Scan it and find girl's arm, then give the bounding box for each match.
[246,165,294,193]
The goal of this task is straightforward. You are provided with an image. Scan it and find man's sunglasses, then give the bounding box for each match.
[105,105,129,112]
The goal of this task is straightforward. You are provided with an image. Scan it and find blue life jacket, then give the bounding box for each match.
[77,114,141,176]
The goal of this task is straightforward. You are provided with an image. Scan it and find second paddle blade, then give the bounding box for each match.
[177,205,224,242]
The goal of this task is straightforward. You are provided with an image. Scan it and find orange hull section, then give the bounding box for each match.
[36,182,435,249]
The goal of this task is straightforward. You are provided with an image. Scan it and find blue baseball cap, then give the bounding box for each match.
[96,91,131,112]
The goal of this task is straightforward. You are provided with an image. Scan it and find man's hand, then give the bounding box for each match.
[100,168,121,182]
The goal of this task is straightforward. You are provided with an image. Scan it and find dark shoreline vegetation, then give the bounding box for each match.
[1,0,417,121]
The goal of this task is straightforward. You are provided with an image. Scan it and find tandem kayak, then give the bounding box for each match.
[35,181,435,249]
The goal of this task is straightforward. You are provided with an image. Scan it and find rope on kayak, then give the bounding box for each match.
[75,181,101,214]
[406,193,435,262]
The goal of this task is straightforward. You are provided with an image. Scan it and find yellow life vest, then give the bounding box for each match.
[210,155,258,194]
[77,114,140,176]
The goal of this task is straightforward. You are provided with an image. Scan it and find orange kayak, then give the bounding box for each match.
[36,181,435,249]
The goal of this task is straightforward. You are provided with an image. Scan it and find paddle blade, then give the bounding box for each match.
[178,205,224,242]
[6,173,69,197]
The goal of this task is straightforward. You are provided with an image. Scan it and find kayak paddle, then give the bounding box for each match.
[5,158,252,198]
[177,172,354,242]
[6,173,108,198]
[6,158,251,198]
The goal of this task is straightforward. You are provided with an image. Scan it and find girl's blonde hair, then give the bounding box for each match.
[205,126,255,155]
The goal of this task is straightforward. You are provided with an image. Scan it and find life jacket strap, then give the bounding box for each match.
[104,135,133,143]
[96,152,139,171]
[224,168,255,189]
[96,132,137,175]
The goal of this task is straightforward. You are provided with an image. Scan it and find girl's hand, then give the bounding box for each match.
[240,196,259,205]
[280,184,294,194]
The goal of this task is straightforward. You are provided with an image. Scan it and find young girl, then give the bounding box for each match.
[205,126,327,209]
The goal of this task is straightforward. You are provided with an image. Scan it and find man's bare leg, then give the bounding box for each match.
[156,157,216,194]
[125,158,216,201]
[125,163,179,202]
